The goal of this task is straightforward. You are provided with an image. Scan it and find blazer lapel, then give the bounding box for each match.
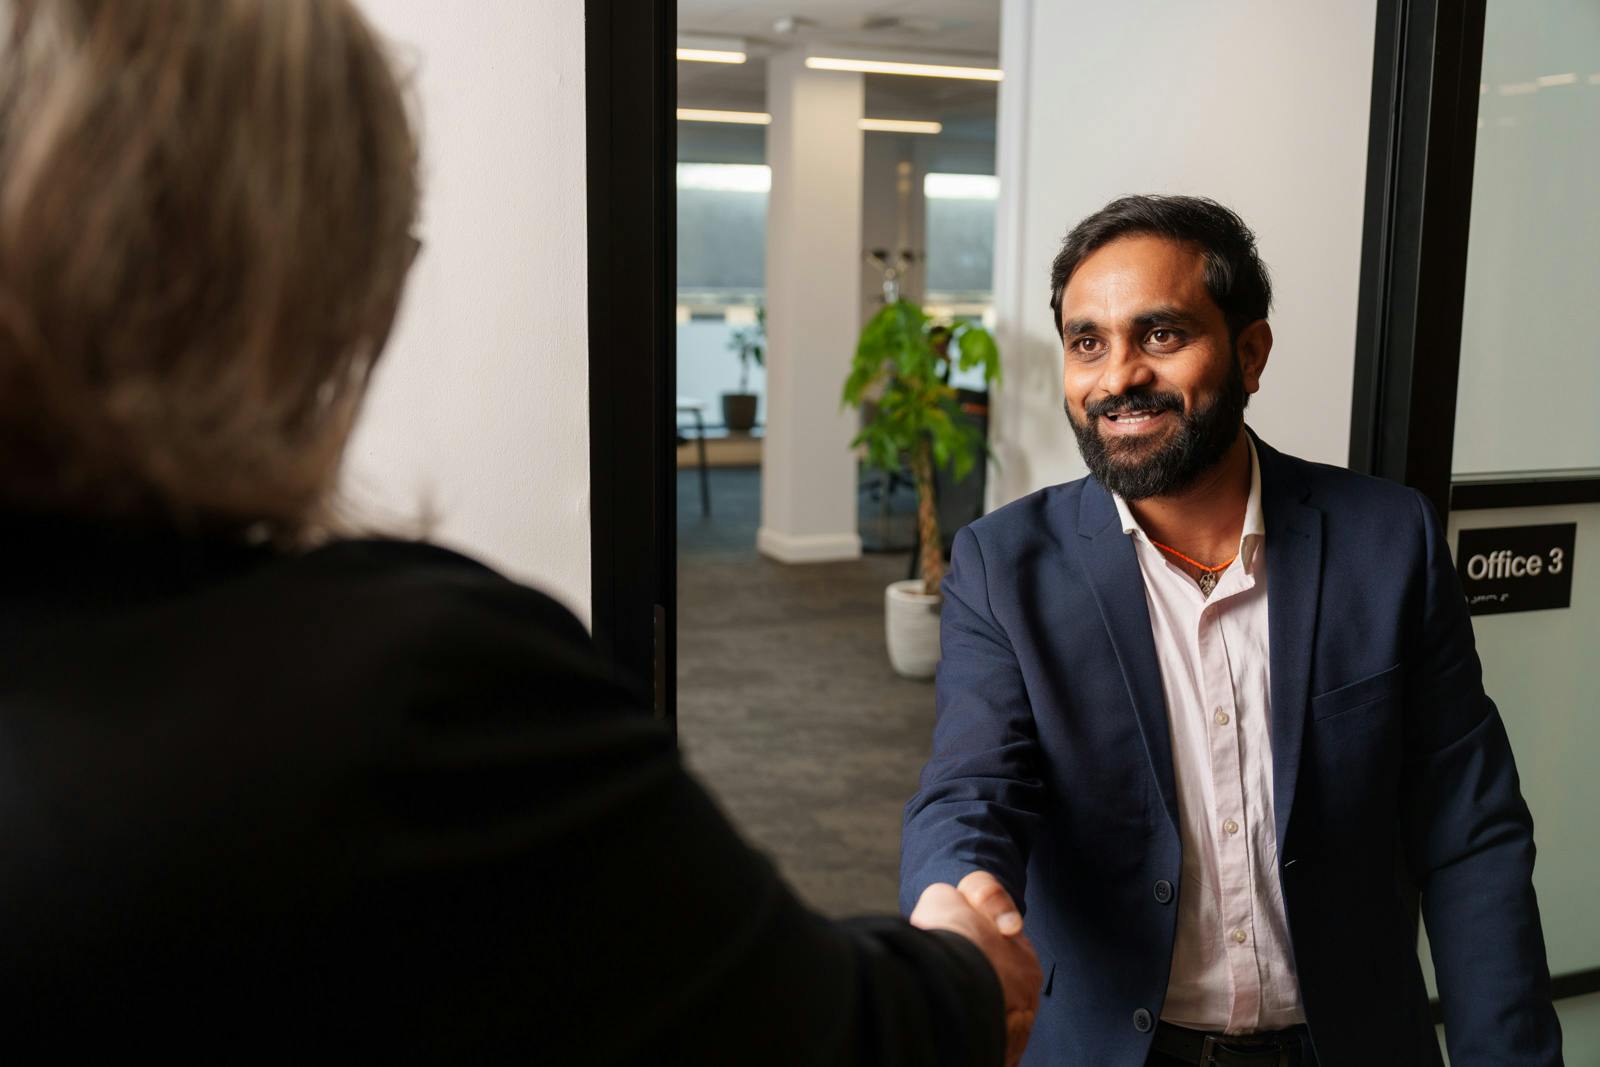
[1074,480,1179,834]
[1256,436,1324,856]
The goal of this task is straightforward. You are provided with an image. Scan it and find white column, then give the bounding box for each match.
[757,49,865,564]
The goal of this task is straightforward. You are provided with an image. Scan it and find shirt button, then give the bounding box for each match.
[1215,709,1230,725]
[1133,1008,1153,1032]
[1231,928,1247,944]
[1153,879,1174,904]
[1223,819,1239,835]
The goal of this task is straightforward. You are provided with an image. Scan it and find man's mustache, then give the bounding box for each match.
[1084,392,1184,419]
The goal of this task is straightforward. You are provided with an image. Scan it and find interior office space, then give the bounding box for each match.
[342,0,1600,1060]
[576,0,1600,1055]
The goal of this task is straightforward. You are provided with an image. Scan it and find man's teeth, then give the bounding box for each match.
[1110,412,1158,423]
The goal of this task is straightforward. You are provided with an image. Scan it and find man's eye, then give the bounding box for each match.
[1148,328,1182,347]
[1072,337,1103,355]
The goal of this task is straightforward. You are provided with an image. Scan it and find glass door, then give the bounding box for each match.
[1355,0,1600,1058]
[1419,0,1600,1057]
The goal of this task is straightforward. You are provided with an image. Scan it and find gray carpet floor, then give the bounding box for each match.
[676,466,937,918]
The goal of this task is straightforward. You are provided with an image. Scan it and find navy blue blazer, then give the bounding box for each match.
[901,434,1562,1066]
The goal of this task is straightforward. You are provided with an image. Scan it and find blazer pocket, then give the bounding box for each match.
[1311,663,1403,722]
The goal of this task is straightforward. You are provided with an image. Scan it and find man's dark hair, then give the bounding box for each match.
[1048,195,1272,340]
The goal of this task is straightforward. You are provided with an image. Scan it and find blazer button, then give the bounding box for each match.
[1133,1008,1153,1033]
[1153,879,1173,904]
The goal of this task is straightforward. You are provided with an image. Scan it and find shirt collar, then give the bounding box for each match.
[1112,433,1267,573]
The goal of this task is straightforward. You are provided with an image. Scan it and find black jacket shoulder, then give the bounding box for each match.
[0,534,1002,1064]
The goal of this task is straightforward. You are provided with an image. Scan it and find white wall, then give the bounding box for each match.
[341,0,591,624]
[989,0,1376,507]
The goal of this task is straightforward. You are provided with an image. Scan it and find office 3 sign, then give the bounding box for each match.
[1455,523,1576,616]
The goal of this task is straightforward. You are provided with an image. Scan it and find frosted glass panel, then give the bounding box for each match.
[1421,504,1600,1019]
[1452,0,1600,477]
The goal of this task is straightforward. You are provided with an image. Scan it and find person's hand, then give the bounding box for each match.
[911,880,1041,1067]
[956,870,1024,937]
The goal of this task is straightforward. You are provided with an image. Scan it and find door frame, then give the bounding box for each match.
[585,0,678,726]
[1352,0,1600,1005]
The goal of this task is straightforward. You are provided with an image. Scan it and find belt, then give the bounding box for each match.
[1151,1021,1311,1067]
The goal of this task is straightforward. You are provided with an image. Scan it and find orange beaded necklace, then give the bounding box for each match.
[1149,539,1236,597]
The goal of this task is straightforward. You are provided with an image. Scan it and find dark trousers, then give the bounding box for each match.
[1146,1053,1318,1067]
[1144,1027,1319,1067]
[1146,1054,1191,1067]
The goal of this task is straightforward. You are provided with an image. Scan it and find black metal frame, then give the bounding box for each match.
[1352,0,1600,520]
[585,0,677,725]
[1451,475,1600,512]
[1354,0,1600,1006]
[1349,0,1486,520]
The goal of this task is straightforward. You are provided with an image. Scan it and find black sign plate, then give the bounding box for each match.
[1456,523,1576,616]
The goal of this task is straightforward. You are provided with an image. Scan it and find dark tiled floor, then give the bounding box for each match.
[677,467,936,918]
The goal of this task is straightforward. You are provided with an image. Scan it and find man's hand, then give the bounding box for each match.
[956,870,1024,937]
[911,880,1041,1067]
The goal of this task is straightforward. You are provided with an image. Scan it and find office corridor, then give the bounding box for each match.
[676,467,937,917]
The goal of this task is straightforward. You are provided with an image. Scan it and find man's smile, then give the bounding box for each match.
[1101,408,1174,436]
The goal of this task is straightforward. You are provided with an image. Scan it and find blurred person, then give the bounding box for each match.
[901,196,1561,1066]
[0,0,1040,1060]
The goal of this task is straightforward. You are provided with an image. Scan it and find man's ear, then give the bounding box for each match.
[1236,319,1272,394]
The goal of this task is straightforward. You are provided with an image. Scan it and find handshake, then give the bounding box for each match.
[911,871,1043,1067]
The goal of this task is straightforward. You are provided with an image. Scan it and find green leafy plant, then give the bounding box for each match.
[842,299,1001,595]
[726,305,765,393]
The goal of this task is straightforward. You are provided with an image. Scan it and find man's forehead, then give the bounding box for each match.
[1061,235,1213,319]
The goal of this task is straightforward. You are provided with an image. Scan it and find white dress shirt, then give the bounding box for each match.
[1111,437,1306,1033]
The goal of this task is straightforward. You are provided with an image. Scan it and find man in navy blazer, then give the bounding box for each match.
[901,196,1561,1066]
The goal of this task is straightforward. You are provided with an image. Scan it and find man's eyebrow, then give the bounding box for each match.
[1064,306,1201,336]
[1130,305,1199,329]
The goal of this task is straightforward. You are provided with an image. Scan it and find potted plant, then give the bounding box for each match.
[722,306,764,433]
[843,300,1001,678]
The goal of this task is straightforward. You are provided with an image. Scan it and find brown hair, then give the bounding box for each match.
[0,0,418,542]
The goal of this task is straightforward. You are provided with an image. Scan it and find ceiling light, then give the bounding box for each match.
[859,118,943,134]
[676,35,748,64]
[676,48,747,64]
[676,108,772,125]
[806,56,1002,81]
[1536,72,1577,87]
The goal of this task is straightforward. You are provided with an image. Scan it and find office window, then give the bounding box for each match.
[924,173,998,391]
[923,172,999,308]
[676,163,769,426]
[677,163,768,306]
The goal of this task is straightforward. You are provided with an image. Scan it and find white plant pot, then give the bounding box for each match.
[886,579,942,680]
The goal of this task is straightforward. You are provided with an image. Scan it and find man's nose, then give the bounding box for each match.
[1097,340,1155,396]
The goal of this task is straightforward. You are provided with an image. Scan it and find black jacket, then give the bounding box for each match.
[0,524,1001,1062]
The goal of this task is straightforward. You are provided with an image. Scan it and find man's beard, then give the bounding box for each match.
[1064,355,1248,501]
